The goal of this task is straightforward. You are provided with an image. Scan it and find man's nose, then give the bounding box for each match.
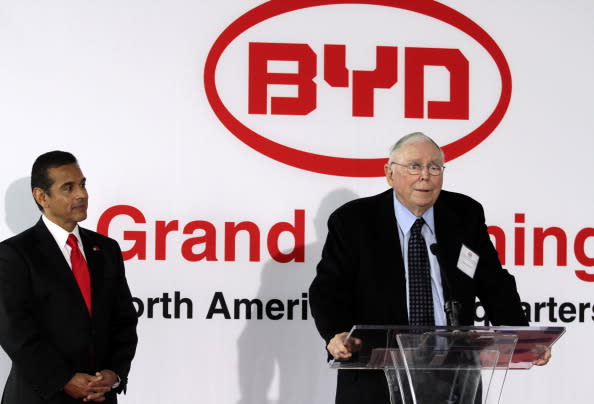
[418,165,431,179]
[74,186,88,198]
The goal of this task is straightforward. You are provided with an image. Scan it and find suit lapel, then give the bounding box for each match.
[433,194,467,305]
[32,219,78,287]
[32,220,92,316]
[433,195,464,269]
[372,190,408,321]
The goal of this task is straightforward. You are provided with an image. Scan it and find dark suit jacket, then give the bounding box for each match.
[0,219,138,404]
[309,189,528,404]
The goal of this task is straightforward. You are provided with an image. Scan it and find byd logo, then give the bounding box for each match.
[204,0,512,177]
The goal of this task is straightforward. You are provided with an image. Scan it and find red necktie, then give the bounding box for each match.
[67,234,92,315]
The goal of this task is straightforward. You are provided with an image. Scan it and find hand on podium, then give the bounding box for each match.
[327,331,362,359]
[532,345,552,366]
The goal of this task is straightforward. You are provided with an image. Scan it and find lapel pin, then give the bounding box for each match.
[92,246,101,252]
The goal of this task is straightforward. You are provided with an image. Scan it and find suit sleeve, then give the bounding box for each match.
[0,243,74,399]
[105,239,138,393]
[472,204,528,326]
[309,210,357,345]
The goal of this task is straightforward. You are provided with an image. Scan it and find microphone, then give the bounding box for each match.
[430,243,462,327]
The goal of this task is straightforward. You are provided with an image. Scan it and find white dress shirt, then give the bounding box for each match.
[42,215,87,270]
[392,193,447,326]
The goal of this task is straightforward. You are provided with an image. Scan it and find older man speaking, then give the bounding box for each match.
[309,132,544,404]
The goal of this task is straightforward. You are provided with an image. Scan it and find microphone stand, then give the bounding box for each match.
[430,243,470,404]
[429,243,462,328]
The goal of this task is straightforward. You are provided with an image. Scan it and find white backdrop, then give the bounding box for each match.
[0,1,593,403]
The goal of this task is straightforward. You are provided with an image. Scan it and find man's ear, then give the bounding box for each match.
[32,188,48,209]
[384,163,394,186]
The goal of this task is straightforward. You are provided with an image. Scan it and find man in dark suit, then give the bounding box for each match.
[0,151,138,403]
[309,133,548,404]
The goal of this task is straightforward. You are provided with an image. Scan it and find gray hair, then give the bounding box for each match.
[388,132,444,162]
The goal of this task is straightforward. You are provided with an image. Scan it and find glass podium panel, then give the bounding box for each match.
[330,325,565,404]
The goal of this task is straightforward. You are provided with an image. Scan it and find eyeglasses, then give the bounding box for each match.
[390,162,445,176]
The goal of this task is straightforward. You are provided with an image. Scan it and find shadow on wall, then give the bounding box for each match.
[0,177,41,394]
[236,188,358,404]
[5,177,39,234]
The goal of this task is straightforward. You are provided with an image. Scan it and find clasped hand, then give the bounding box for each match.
[63,370,118,402]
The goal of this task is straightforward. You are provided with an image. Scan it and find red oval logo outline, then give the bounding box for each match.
[204,0,512,177]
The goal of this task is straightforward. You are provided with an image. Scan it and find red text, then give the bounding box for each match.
[248,42,469,118]
[97,205,305,263]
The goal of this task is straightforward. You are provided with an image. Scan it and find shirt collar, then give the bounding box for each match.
[42,214,82,249]
[392,192,435,236]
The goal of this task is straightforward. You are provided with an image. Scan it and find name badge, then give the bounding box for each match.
[457,244,479,278]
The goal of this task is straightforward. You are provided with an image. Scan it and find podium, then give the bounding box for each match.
[330,325,564,404]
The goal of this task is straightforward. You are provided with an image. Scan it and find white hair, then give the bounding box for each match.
[388,132,444,162]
